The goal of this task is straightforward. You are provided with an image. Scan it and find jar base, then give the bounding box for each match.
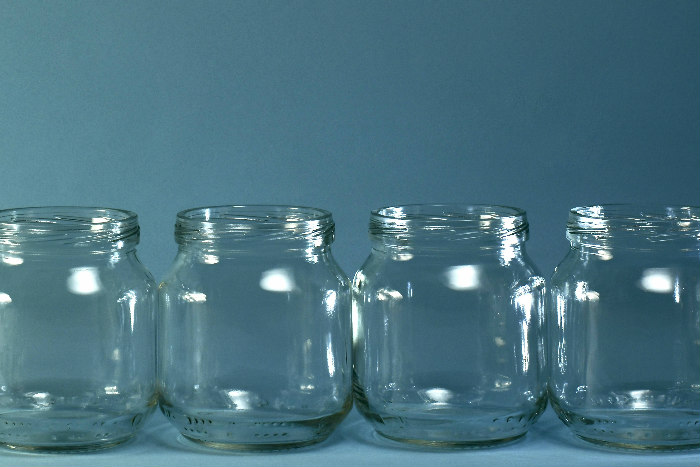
[358,402,545,448]
[375,429,526,449]
[161,402,351,450]
[0,408,150,452]
[551,402,700,451]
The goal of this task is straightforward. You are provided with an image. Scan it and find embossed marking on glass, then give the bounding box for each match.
[0,207,157,451]
[549,205,700,450]
[158,205,352,450]
[353,204,546,447]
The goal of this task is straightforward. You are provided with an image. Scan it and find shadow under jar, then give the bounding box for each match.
[0,207,157,452]
[549,205,700,450]
[353,204,547,447]
[158,205,352,450]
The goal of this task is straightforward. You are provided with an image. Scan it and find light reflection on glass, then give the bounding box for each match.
[0,293,11,305]
[324,290,337,316]
[259,268,296,292]
[443,265,480,291]
[67,267,102,295]
[224,389,252,410]
[181,291,207,303]
[376,288,403,301]
[1,255,23,266]
[419,387,454,405]
[394,252,414,261]
[639,268,674,294]
[90,217,109,231]
[203,254,219,265]
[574,281,599,301]
[118,290,138,331]
[326,334,336,377]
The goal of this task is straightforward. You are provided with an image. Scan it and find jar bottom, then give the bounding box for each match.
[551,401,700,451]
[0,408,150,452]
[359,401,546,448]
[161,401,351,450]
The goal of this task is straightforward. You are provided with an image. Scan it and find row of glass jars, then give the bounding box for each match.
[0,204,697,452]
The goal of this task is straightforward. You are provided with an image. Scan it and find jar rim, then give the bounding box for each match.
[0,206,139,248]
[174,205,335,246]
[372,203,526,221]
[569,204,700,221]
[176,205,332,225]
[568,204,700,233]
[369,204,529,244]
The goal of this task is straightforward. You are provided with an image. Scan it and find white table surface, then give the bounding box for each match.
[0,406,697,467]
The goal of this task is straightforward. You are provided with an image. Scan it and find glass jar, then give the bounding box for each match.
[353,204,546,447]
[0,207,156,451]
[549,205,700,450]
[158,205,352,450]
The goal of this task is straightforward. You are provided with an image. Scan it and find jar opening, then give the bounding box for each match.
[369,204,528,246]
[175,205,335,247]
[0,206,139,249]
[567,204,700,249]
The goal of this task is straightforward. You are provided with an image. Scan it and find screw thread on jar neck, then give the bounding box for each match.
[174,205,335,252]
[566,205,700,252]
[369,204,529,252]
[0,206,140,254]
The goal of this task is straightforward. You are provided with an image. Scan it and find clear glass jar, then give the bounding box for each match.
[0,207,156,451]
[158,205,352,450]
[353,204,546,447]
[549,205,700,450]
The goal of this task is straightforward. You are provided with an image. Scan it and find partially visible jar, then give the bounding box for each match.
[353,204,546,447]
[549,205,700,450]
[158,205,352,450]
[0,207,156,451]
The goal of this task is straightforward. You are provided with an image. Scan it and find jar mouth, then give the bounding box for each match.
[175,205,335,245]
[370,204,528,242]
[0,206,139,248]
[568,204,700,234]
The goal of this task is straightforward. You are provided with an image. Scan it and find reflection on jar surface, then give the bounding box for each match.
[353,204,546,447]
[0,207,156,451]
[549,205,700,450]
[158,206,352,450]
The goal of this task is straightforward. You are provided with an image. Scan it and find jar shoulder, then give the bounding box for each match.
[354,250,544,293]
[160,251,349,294]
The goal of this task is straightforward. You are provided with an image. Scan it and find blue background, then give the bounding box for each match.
[0,1,698,465]
[2,0,698,280]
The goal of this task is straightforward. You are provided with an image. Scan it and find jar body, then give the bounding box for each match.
[158,206,352,449]
[549,205,700,450]
[0,207,156,451]
[353,205,546,446]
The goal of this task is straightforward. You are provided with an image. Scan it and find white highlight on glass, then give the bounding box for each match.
[639,268,675,294]
[443,265,481,290]
[1,255,23,266]
[203,254,219,265]
[67,267,102,295]
[376,288,403,301]
[181,291,207,303]
[324,290,337,316]
[259,268,296,292]
[574,281,599,301]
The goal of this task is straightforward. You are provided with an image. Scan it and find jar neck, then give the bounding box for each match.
[369,204,529,254]
[174,205,335,254]
[566,205,700,254]
[0,206,139,256]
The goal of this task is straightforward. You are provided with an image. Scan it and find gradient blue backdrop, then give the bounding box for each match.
[2,0,698,281]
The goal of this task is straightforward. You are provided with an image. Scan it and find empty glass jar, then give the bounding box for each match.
[549,205,700,450]
[158,205,352,450]
[353,204,546,447]
[0,207,156,451]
